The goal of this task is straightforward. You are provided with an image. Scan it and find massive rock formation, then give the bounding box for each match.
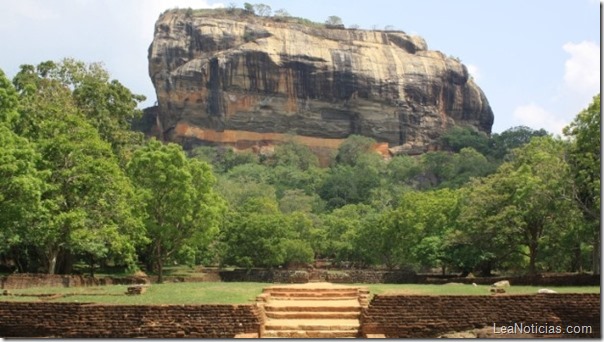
[147,9,494,156]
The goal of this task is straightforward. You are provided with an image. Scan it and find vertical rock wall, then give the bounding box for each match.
[147,9,494,154]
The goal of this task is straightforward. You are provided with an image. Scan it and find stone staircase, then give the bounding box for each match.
[256,283,369,338]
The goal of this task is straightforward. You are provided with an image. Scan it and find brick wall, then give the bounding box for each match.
[421,273,600,286]
[361,294,600,338]
[0,274,147,290]
[1,294,598,338]
[218,269,599,286]
[0,302,261,338]
[219,269,310,283]
[3,272,598,288]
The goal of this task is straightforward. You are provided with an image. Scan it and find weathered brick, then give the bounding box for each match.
[361,294,600,338]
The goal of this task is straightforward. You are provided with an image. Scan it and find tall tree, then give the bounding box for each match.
[13,59,146,164]
[455,136,579,275]
[563,94,601,274]
[219,196,291,268]
[0,119,46,269]
[489,126,549,160]
[31,114,146,274]
[127,139,223,282]
[335,134,376,166]
[9,65,146,274]
[453,175,525,275]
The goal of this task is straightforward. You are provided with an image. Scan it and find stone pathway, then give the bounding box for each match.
[255,282,369,338]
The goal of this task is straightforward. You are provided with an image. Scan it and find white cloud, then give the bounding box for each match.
[513,103,568,135]
[466,63,481,82]
[510,41,599,135]
[562,41,600,96]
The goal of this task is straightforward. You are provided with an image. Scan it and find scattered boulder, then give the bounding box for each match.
[538,288,557,294]
[472,283,477,287]
[126,285,148,295]
[490,288,506,294]
[491,280,510,288]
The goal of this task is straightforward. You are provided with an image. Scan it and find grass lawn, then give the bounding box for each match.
[1,282,267,305]
[363,283,601,296]
[1,282,599,305]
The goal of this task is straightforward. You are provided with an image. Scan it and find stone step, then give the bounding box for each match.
[365,333,387,338]
[264,318,360,331]
[263,330,359,338]
[263,285,362,293]
[265,311,361,319]
[233,333,259,338]
[268,295,359,301]
[268,290,359,298]
[265,299,361,312]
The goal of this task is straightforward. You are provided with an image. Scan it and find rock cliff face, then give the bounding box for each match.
[148,9,494,155]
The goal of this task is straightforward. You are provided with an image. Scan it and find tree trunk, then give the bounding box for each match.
[156,243,163,283]
[592,230,600,274]
[57,250,74,274]
[479,262,492,277]
[570,242,581,273]
[47,250,58,274]
[528,243,538,275]
[157,259,163,283]
[89,255,95,278]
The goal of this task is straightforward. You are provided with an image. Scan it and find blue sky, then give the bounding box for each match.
[0,0,600,134]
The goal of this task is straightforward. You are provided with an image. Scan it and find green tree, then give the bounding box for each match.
[274,9,290,17]
[451,176,524,275]
[507,137,579,274]
[418,151,455,189]
[0,69,20,127]
[270,164,326,198]
[325,15,343,26]
[320,204,377,265]
[243,2,255,14]
[253,3,271,16]
[441,147,496,188]
[191,145,258,174]
[13,59,146,164]
[440,126,490,155]
[220,196,291,268]
[563,94,601,274]
[217,176,277,210]
[272,139,319,171]
[335,134,376,166]
[489,126,549,160]
[454,136,579,275]
[368,190,459,270]
[127,139,223,282]
[319,163,379,209]
[0,125,45,264]
[29,114,145,274]
[279,189,318,213]
[0,70,44,262]
[386,155,422,187]
[281,239,314,266]
[10,65,146,274]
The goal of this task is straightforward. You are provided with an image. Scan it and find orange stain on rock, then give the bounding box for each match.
[174,122,391,163]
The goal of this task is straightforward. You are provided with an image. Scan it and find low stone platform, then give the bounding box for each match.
[257,282,369,338]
